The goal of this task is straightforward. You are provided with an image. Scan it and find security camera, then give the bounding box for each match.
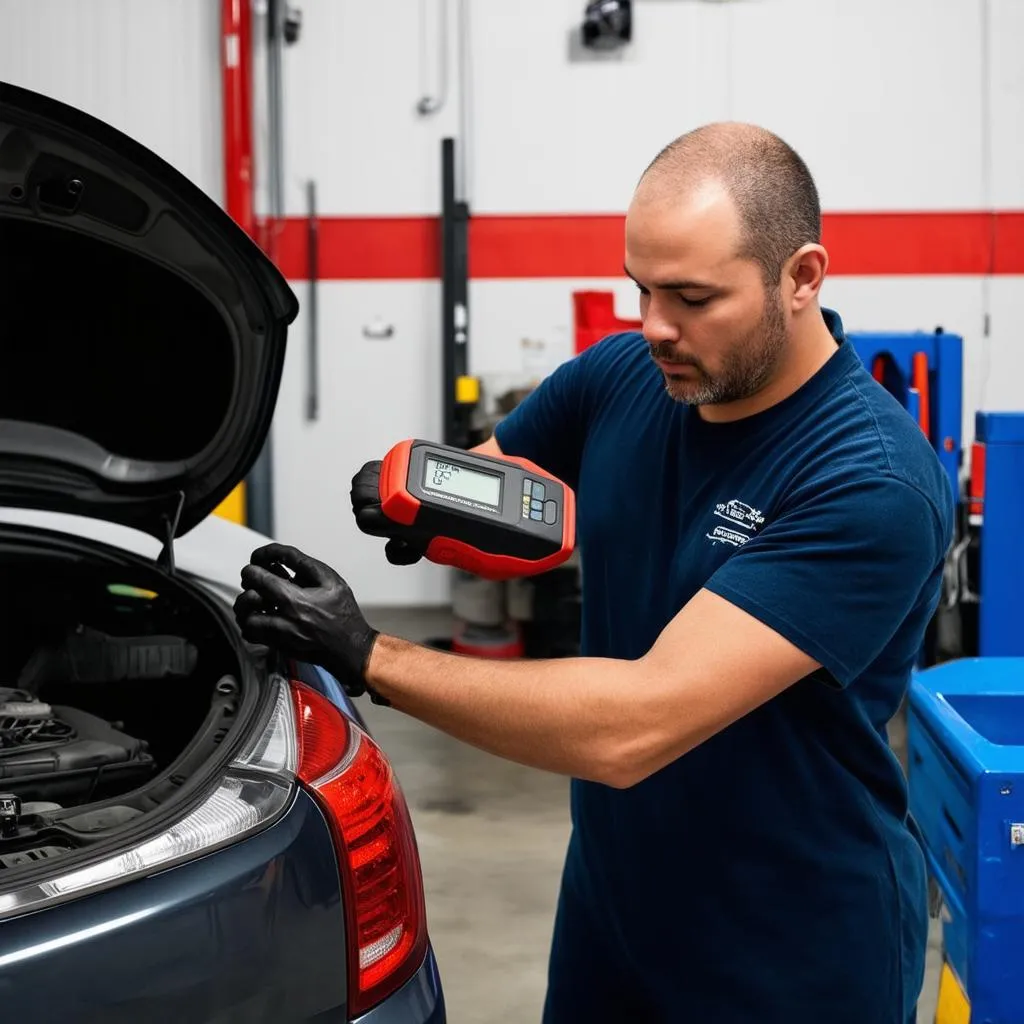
[283,5,302,44]
[581,0,632,51]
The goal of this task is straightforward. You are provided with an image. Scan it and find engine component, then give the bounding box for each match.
[18,626,198,690]
[0,688,155,805]
[0,793,20,836]
[20,801,62,816]
[0,691,72,754]
[0,845,67,869]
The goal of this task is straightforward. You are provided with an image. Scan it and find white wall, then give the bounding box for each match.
[271,0,1024,606]
[0,0,224,203]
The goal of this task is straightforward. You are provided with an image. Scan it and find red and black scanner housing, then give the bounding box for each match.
[379,440,576,581]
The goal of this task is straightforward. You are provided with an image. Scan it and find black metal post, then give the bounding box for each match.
[441,137,471,449]
[245,0,288,536]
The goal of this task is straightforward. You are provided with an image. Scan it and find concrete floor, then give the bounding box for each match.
[362,607,943,1024]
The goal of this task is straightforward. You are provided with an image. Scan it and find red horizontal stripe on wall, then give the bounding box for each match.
[995,212,1024,274]
[268,216,441,280]
[822,212,997,275]
[471,215,626,278]
[266,211,1024,280]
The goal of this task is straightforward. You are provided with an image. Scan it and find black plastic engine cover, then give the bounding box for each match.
[0,701,155,804]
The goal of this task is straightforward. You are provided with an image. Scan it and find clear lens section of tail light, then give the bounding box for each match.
[230,678,297,777]
[0,676,298,918]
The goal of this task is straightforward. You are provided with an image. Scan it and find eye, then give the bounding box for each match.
[679,295,712,308]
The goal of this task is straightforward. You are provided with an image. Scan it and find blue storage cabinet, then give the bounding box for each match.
[909,658,1024,1022]
[974,413,1024,658]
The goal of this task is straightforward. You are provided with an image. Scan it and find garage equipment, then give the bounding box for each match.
[945,412,1024,661]
[573,290,641,354]
[379,439,576,581]
[909,658,1024,1024]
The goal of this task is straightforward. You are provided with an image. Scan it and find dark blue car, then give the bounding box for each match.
[0,81,445,1023]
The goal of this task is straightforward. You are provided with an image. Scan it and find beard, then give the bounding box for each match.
[649,289,788,405]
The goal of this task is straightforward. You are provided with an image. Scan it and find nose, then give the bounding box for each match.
[640,294,680,346]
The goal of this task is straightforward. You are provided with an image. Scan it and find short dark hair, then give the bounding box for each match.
[641,124,822,286]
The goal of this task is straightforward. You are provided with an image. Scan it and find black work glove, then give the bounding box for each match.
[350,459,429,567]
[233,543,389,704]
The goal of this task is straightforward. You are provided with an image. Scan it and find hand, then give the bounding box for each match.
[233,543,384,701]
[350,460,429,566]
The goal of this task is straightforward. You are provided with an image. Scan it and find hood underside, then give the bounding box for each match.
[0,81,299,541]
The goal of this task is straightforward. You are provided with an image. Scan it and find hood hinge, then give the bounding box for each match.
[158,491,185,575]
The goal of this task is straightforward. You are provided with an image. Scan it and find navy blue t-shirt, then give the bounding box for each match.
[494,309,954,1023]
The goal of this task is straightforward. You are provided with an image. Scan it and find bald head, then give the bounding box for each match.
[637,123,821,286]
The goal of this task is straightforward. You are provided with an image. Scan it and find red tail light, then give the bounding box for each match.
[290,681,428,1016]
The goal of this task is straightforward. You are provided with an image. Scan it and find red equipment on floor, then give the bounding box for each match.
[573,291,641,355]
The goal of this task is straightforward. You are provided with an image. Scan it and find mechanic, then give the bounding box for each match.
[235,123,954,1024]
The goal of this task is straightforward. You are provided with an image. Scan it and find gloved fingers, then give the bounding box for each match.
[265,561,294,582]
[232,588,265,626]
[237,611,304,649]
[385,537,426,566]
[249,543,329,587]
[354,505,392,538]
[350,461,382,508]
[240,564,301,608]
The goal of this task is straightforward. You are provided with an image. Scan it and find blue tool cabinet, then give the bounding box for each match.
[973,414,1024,659]
[909,658,1024,1023]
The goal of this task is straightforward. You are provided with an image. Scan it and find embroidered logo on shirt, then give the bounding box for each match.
[707,499,765,547]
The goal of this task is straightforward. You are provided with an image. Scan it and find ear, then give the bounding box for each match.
[784,244,829,312]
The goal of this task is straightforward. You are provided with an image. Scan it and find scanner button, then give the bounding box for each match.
[530,510,543,521]
[523,477,533,496]
[543,500,558,525]
[532,481,546,501]
[531,499,543,512]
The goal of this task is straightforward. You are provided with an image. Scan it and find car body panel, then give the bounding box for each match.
[0,789,348,1023]
[355,956,446,1024]
[0,785,444,1024]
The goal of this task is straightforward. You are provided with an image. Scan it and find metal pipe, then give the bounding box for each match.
[219,0,256,526]
[242,0,288,537]
[221,0,255,237]
[306,179,319,422]
[265,0,286,258]
[455,0,473,203]
[417,0,449,116]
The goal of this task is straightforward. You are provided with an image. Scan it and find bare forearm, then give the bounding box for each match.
[365,634,654,787]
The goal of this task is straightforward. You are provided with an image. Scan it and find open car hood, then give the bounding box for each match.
[0,81,299,545]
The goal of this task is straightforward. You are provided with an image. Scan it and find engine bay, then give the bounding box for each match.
[0,536,247,865]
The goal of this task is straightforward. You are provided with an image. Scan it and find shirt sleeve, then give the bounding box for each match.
[703,475,950,687]
[493,337,610,489]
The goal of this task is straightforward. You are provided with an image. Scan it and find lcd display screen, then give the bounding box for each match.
[423,457,502,508]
